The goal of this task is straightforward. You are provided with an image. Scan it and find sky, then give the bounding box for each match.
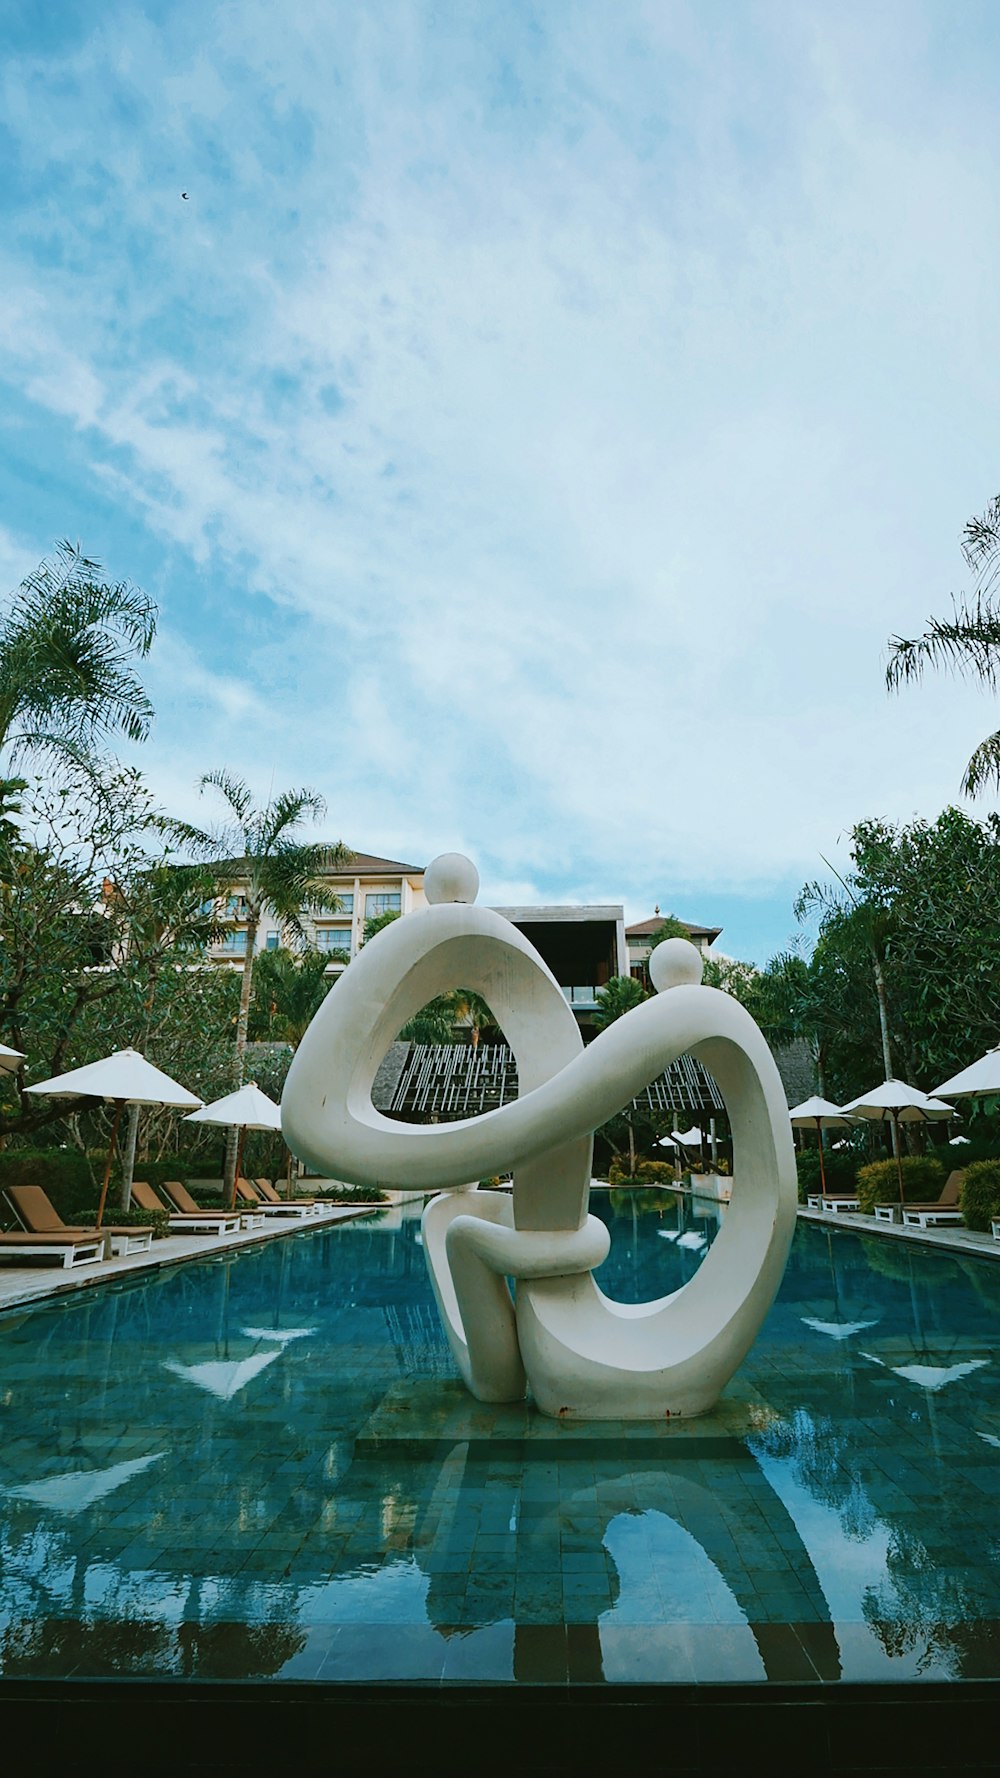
[2,0,999,964]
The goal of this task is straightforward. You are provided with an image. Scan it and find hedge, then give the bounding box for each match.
[856,1155,945,1214]
[0,1148,193,1226]
[960,1160,1000,1232]
[608,1157,679,1185]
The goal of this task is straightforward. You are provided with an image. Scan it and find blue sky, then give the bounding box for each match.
[2,1,999,964]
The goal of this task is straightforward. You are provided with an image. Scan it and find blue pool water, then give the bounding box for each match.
[0,1190,997,1686]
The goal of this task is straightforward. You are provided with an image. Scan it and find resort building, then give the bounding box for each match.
[207,851,427,970]
[626,911,722,982]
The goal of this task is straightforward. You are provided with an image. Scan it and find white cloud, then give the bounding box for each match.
[1,2,999,957]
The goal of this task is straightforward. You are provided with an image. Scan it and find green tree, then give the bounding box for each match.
[887,493,1000,794]
[363,907,401,944]
[0,542,156,783]
[0,764,231,1168]
[592,975,647,1029]
[176,773,352,1196]
[248,947,336,1046]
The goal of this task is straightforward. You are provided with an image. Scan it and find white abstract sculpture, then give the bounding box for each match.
[281,853,797,1420]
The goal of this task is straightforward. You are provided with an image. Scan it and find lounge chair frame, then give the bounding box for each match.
[131,1181,242,1236]
[0,1230,105,1269]
[159,1179,262,1231]
[4,1185,154,1258]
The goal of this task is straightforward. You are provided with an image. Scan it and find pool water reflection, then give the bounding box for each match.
[0,1189,997,1685]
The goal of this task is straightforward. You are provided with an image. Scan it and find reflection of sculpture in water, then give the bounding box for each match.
[282,853,798,1420]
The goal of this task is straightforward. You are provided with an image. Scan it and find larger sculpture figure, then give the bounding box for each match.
[281,854,797,1420]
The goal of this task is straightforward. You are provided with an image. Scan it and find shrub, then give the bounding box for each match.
[960,1160,1000,1232]
[311,1184,388,1204]
[856,1155,945,1214]
[795,1148,859,1203]
[110,1205,171,1239]
[636,1160,676,1183]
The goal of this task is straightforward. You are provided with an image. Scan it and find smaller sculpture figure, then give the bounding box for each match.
[281,854,796,1420]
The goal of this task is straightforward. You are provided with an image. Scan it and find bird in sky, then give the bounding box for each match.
[180,191,189,200]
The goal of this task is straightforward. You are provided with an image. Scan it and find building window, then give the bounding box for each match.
[315,928,352,952]
[265,932,280,951]
[225,894,248,917]
[218,930,247,955]
[365,892,401,917]
[316,893,353,914]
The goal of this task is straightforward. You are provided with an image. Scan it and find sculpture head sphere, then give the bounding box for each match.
[424,853,480,905]
[649,936,704,992]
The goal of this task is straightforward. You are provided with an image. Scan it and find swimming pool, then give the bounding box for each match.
[0,1190,997,1686]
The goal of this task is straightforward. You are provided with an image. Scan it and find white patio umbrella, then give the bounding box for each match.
[933,1046,1000,1105]
[184,1082,282,1211]
[25,1047,203,1228]
[0,1041,25,1075]
[788,1096,855,1196]
[840,1079,955,1204]
[670,1125,703,1148]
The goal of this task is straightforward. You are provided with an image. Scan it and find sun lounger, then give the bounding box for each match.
[806,1193,860,1215]
[0,1228,105,1269]
[131,1180,242,1236]
[159,1179,259,1232]
[885,1171,966,1230]
[5,1184,154,1257]
[252,1177,325,1216]
[992,1216,1000,1243]
[235,1179,320,1221]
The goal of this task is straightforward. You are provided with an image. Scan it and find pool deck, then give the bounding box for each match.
[796,1201,1000,1260]
[0,1201,382,1313]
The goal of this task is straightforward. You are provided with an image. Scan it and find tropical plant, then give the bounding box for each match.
[855,1155,946,1215]
[0,541,156,776]
[959,1160,1000,1232]
[0,764,239,1162]
[887,493,1000,794]
[363,907,401,944]
[592,975,647,1029]
[174,773,352,1195]
[248,946,334,1046]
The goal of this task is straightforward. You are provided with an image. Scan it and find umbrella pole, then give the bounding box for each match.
[816,1119,827,1194]
[894,1112,905,1205]
[231,1124,247,1211]
[96,1098,126,1231]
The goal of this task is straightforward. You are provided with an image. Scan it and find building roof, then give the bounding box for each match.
[333,852,424,877]
[626,916,723,943]
[216,850,424,878]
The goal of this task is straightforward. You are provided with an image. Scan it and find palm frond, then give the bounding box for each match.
[962,727,1000,797]
[0,543,157,760]
[258,787,327,852]
[961,495,1000,596]
[886,595,1000,692]
[199,770,253,826]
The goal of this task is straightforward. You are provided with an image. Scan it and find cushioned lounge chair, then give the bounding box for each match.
[0,1227,104,1269]
[252,1177,325,1216]
[899,1170,966,1230]
[235,1179,319,1221]
[992,1215,1000,1243]
[131,1180,242,1236]
[159,1179,262,1231]
[5,1184,154,1257]
[806,1192,860,1215]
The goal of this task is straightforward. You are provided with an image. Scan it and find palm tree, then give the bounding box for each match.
[887,493,1000,794]
[0,541,156,776]
[249,946,338,1047]
[176,772,352,1196]
[592,975,647,1030]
